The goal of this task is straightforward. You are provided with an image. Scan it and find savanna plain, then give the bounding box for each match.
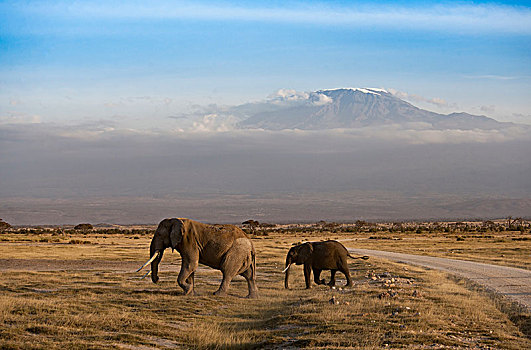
[0,220,530,349]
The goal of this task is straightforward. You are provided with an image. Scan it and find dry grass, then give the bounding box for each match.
[0,229,529,349]
[345,232,531,270]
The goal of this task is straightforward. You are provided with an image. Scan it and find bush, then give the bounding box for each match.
[74,223,93,231]
[0,219,12,231]
[68,239,92,244]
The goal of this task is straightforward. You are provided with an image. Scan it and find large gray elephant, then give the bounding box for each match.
[283,240,368,289]
[137,218,258,298]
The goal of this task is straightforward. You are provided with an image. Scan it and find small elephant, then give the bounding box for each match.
[137,218,258,298]
[283,240,368,289]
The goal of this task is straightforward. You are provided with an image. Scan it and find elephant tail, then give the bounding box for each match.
[250,249,257,280]
[348,253,370,260]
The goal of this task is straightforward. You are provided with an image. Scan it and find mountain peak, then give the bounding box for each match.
[237,87,506,131]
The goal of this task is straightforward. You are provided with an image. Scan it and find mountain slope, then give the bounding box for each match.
[237,88,510,130]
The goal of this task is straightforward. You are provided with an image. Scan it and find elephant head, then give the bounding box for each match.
[137,218,186,283]
[284,242,313,289]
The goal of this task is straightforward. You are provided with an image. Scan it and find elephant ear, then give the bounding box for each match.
[298,242,313,262]
[169,219,184,249]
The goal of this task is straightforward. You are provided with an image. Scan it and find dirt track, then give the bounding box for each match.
[348,248,531,310]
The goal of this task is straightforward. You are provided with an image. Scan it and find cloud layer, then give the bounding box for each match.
[6,1,531,34]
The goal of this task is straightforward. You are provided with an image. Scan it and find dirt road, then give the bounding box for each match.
[348,248,531,310]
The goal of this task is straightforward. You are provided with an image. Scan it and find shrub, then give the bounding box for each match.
[0,219,12,231]
[74,223,93,231]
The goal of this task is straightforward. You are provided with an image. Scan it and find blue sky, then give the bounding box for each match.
[1,0,530,128]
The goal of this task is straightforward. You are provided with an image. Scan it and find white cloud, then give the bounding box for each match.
[268,89,309,103]
[10,1,531,35]
[480,105,496,113]
[463,75,519,80]
[428,97,448,108]
[311,93,333,106]
[0,113,41,125]
[388,88,454,110]
[268,89,332,106]
[4,119,528,146]
[190,113,237,132]
[510,113,531,125]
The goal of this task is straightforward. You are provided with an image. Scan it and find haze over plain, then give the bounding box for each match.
[1,1,530,224]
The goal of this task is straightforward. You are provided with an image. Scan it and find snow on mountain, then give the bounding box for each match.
[319,87,386,96]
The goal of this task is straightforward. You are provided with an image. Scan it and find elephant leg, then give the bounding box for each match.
[338,260,353,287]
[178,260,197,295]
[214,271,233,296]
[313,267,325,285]
[328,269,337,287]
[214,248,244,296]
[304,264,312,289]
[240,267,259,299]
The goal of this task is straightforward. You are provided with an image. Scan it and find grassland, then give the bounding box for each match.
[0,223,530,349]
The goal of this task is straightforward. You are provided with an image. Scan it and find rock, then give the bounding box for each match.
[378,291,398,299]
[329,296,336,304]
[371,276,378,280]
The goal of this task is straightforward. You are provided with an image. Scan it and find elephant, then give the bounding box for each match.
[137,218,258,298]
[283,240,368,289]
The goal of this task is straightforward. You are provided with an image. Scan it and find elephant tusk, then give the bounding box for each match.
[282,263,292,273]
[136,251,160,272]
[140,270,152,280]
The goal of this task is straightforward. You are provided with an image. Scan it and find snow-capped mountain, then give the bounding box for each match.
[236,88,510,130]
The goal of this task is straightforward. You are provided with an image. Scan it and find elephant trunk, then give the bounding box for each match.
[150,238,164,283]
[284,257,292,289]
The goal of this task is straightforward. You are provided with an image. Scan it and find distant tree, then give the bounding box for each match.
[242,220,259,227]
[355,220,367,227]
[324,222,339,229]
[74,223,93,231]
[0,219,11,231]
[242,220,259,234]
